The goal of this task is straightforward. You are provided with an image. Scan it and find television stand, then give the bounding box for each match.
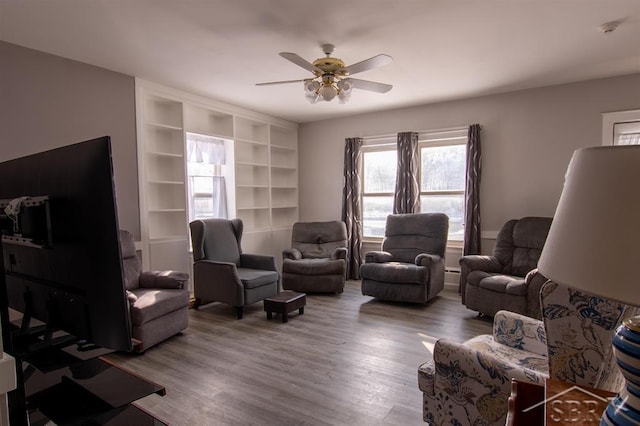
[15,355,167,425]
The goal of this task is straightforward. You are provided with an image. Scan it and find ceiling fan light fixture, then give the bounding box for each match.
[337,91,351,104]
[337,78,352,104]
[319,84,337,101]
[304,80,320,94]
[258,44,392,105]
[305,92,320,104]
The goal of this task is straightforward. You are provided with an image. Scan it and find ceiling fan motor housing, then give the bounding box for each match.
[312,57,346,76]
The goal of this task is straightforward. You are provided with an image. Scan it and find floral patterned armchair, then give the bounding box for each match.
[418,280,637,425]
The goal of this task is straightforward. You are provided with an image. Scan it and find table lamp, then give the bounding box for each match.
[538,145,640,425]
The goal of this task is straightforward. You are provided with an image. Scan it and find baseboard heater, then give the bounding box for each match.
[445,267,461,288]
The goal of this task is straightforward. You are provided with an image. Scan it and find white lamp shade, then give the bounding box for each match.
[538,145,640,306]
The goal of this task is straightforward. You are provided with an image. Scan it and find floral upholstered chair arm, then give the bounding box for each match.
[493,310,547,356]
[432,337,547,396]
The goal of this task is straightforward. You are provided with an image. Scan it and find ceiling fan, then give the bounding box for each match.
[256,44,393,104]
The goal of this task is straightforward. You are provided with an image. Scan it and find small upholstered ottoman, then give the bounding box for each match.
[264,291,306,323]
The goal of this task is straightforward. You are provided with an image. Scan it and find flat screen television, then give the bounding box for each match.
[0,136,133,356]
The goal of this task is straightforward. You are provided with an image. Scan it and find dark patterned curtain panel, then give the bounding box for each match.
[393,132,420,214]
[342,137,363,279]
[463,124,482,255]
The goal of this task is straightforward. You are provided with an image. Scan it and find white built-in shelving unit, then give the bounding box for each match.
[135,79,298,278]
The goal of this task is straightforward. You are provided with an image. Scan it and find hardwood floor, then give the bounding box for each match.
[106,281,492,425]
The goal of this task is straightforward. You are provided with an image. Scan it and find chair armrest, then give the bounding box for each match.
[139,271,189,289]
[283,248,302,261]
[459,255,503,303]
[241,253,277,271]
[415,253,442,267]
[193,260,243,304]
[524,268,550,319]
[493,310,547,356]
[126,290,138,303]
[331,247,348,260]
[459,255,503,273]
[364,251,393,263]
[432,339,537,394]
[193,260,241,284]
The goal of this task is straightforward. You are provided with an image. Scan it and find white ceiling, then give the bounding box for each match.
[1,1,640,124]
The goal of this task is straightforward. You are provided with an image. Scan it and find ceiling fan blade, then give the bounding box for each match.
[256,79,306,86]
[350,78,393,93]
[340,54,392,75]
[279,52,322,73]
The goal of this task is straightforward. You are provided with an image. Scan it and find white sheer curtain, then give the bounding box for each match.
[187,133,226,164]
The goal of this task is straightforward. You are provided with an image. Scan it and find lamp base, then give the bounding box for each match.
[601,316,640,425]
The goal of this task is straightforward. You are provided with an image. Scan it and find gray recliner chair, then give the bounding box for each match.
[461,216,552,319]
[189,218,279,319]
[360,213,449,303]
[120,230,190,353]
[282,221,348,294]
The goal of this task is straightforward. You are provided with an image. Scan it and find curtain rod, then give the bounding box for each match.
[360,125,473,142]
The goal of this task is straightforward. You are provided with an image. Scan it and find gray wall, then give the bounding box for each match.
[0,41,140,238]
[298,73,640,253]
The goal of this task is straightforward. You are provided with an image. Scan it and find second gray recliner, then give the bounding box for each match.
[360,213,449,303]
[282,221,348,294]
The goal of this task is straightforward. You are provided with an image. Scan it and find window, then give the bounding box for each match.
[186,133,229,222]
[361,130,467,242]
[602,110,640,145]
[420,140,466,242]
[614,121,640,145]
[362,147,397,238]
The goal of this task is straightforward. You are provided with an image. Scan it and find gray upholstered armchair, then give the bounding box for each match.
[189,218,279,319]
[461,216,552,319]
[282,221,348,294]
[360,213,449,303]
[120,230,190,353]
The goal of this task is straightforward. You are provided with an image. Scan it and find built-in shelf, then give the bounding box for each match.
[236,161,269,167]
[146,122,182,131]
[137,79,298,272]
[148,180,185,185]
[147,151,183,159]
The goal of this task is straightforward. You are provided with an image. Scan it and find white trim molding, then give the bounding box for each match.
[602,109,640,145]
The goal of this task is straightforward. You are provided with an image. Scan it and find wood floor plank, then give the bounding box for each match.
[106,280,492,425]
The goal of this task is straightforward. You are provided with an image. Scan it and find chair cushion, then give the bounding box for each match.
[237,268,279,289]
[282,258,345,276]
[382,213,449,262]
[129,288,190,326]
[291,221,348,259]
[467,271,524,292]
[190,218,242,265]
[494,217,552,277]
[360,262,427,285]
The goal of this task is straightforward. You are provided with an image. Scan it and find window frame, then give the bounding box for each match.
[360,139,397,242]
[418,133,467,246]
[360,130,468,245]
[602,109,640,145]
